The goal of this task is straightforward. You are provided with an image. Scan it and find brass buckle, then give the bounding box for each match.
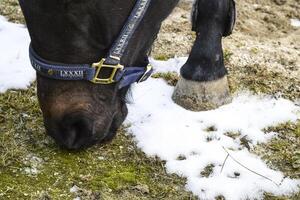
[91,58,124,84]
[138,64,153,83]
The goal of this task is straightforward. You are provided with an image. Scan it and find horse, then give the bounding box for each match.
[18,0,236,150]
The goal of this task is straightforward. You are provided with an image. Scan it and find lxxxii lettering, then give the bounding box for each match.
[60,70,84,78]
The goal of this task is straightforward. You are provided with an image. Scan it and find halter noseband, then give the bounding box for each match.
[29,0,153,89]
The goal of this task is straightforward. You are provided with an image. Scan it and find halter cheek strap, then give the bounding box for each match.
[29,46,153,88]
[29,0,153,89]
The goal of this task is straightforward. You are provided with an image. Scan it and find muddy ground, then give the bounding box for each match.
[0,0,299,199]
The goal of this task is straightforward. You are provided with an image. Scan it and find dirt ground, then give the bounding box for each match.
[153,0,300,100]
[0,0,299,199]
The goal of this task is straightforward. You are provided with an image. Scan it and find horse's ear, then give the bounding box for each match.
[223,0,236,37]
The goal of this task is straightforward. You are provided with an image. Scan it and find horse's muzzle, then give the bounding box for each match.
[45,112,113,150]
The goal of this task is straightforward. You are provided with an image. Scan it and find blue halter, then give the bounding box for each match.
[29,0,153,89]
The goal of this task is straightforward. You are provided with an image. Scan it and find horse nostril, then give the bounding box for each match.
[59,113,93,149]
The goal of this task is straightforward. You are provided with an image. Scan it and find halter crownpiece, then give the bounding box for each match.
[29,0,153,89]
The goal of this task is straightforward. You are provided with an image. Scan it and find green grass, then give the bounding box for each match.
[256,121,300,179]
[153,54,171,61]
[226,61,300,101]
[0,84,196,199]
[151,72,179,86]
[255,121,300,200]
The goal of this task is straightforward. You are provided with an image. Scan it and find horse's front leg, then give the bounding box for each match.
[173,0,236,111]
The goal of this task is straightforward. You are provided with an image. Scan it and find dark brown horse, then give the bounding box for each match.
[18,0,235,150]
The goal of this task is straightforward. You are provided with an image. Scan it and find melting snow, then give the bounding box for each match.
[126,59,300,200]
[291,19,300,27]
[1,15,299,200]
[70,185,80,193]
[0,16,34,93]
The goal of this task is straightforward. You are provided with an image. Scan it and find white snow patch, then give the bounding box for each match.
[23,154,43,176]
[98,156,105,160]
[70,185,80,193]
[149,57,187,73]
[0,16,34,93]
[23,167,39,175]
[291,18,300,27]
[127,59,300,200]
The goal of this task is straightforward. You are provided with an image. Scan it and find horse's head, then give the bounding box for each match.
[19,0,133,150]
[19,0,178,150]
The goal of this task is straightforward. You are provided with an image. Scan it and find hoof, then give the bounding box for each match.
[172,76,232,111]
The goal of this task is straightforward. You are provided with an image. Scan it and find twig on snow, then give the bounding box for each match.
[221,146,281,187]
[220,153,229,173]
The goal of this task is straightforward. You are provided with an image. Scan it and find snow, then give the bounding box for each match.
[149,57,187,73]
[126,58,300,200]
[291,19,300,27]
[0,16,34,93]
[23,154,43,176]
[1,16,299,200]
[70,185,80,193]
